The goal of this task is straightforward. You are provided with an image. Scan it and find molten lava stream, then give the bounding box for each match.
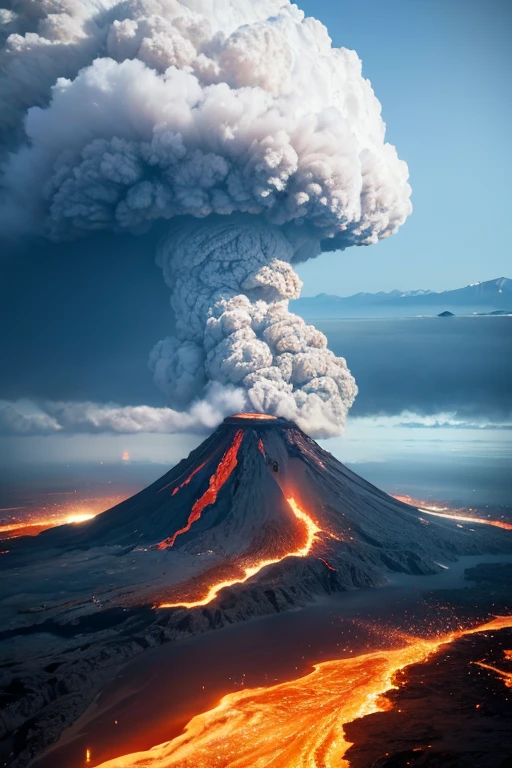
[394,495,512,531]
[158,497,322,609]
[158,460,209,497]
[0,495,125,540]
[232,413,278,420]
[93,616,512,768]
[157,431,244,550]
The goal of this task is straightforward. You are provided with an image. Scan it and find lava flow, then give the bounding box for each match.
[158,497,322,609]
[474,659,512,689]
[394,495,512,531]
[0,495,126,540]
[93,616,512,768]
[232,413,278,420]
[159,460,209,497]
[157,431,244,550]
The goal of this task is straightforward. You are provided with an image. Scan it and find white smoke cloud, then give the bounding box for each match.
[0,0,412,436]
[150,217,357,436]
[0,385,246,435]
[0,402,61,435]
[2,400,510,438]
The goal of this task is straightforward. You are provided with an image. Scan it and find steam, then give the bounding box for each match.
[0,0,412,436]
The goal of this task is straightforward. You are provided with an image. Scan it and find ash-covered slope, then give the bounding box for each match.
[1,415,511,768]
[7,413,507,601]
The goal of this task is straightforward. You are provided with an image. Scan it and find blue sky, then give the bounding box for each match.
[296,0,512,295]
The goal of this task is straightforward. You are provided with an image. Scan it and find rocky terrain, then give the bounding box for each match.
[345,561,512,767]
[1,415,511,767]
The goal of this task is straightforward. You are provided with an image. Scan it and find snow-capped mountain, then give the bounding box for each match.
[291,277,512,318]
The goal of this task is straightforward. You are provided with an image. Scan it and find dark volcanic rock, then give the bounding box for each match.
[344,628,512,768]
[1,414,511,767]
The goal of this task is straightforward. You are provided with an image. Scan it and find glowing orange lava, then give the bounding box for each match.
[474,658,512,688]
[93,616,512,768]
[157,431,244,550]
[158,460,209,497]
[158,497,322,609]
[394,495,512,531]
[232,413,277,420]
[0,495,125,540]
[257,438,266,456]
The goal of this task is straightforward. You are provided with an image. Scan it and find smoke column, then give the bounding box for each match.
[0,0,412,437]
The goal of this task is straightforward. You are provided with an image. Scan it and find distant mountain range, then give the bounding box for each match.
[291,277,512,319]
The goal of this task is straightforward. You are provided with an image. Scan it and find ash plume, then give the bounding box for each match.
[0,0,412,437]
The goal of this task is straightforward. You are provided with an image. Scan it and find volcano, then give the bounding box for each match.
[6,413,508,613]
[2,415,511,768]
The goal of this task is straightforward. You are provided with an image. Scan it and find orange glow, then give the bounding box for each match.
[0,495,126,540]
[232,413,277,420]
[65,513,96,525]
[394,494,512,531]
[318,556,336,571]
[257,438,266,456]
[93,616,512,768]
[421,509,512,530]
[122,451,130,462]
[158,496,322,609]
[158,460,209,497]
[156,431,244,550]
[85,748,91,763]
[474,658,512,688]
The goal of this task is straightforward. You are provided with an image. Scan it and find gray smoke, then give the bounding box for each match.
[0,0,412,436]
[149,216,357,435]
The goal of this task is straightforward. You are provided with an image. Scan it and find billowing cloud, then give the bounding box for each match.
[0,0,412,437]
[1,399,510,439]
[0,385,245,436]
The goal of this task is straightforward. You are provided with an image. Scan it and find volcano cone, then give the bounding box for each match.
[6,414,508,612]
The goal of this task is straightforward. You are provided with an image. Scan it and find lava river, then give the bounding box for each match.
[158,496,323,609]
[156,430,244,550]
[91,616,512,768]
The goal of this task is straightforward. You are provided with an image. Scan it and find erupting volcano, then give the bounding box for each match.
[7,413,509,614]
[1,415,511,768]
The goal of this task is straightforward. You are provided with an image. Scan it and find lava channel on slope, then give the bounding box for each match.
[156,430,244,550]
[159,460,210,498]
